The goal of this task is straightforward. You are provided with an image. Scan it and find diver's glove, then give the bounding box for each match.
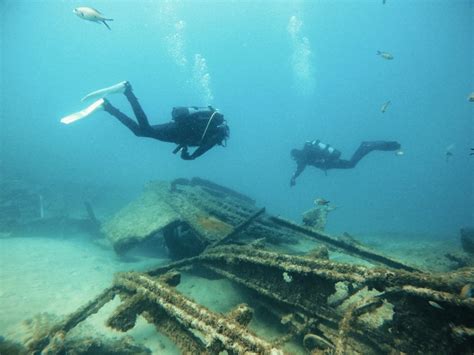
[180,146,194,160]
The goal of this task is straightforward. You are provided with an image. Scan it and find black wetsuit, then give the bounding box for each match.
[290,140,401,186]
[102,84,229,160]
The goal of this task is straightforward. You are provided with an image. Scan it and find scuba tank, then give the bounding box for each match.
[171,106,216,121]
[311,140,341,161]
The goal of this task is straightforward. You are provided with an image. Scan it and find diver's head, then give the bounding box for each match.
[217,121,230,146]
[291,148,303,161]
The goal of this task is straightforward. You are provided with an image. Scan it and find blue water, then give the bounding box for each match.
[1,0,473,237]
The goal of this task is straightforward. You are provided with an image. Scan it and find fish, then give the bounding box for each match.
[377,51,394,60]
[445,151,453,161]
[395,150,404,156]
[445,144,454,162]
[428,301,444,310]
[314,198,330,206]
[381,100,391,113]
[73,7,113,30]
[468,92,474,102]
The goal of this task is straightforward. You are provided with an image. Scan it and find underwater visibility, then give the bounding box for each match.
[1,0,473,354]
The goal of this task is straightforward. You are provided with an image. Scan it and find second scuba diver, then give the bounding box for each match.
[290,139,401,186]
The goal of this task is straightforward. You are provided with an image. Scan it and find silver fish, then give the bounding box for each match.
[381,100,391,113]
[377,51,394,60]
[73,7,113,30]
[428,301,444,310]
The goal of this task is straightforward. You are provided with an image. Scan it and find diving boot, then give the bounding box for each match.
[60,98,105,124]
[81,81,129,102]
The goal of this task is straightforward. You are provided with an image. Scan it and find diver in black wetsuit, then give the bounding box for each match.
[102,82,229,160]
[290,139,401,186]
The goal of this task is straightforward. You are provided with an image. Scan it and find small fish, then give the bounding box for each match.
[73,7,113,30]
[428,301,444,310]
[395,150,404,156]
[383,0,387,4]
[445,151,453,161]
[445,144,454,162]
[460,284,473,299]
[471,148,474,156]
[381,100,391,113]
[315,198,330,206]
[468,92,474,102]
[377,51,394,60]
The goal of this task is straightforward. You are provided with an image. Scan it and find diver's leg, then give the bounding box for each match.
[149,123,180,143]
[329,159,355,169]
[350,141,401,166]
[123,82,152,130]
[103,99,153,137]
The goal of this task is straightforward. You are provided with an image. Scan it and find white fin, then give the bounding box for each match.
[81,81,127,102]
[60,98,105,125]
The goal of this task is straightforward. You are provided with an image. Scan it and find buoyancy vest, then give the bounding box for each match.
[306,140,341,161]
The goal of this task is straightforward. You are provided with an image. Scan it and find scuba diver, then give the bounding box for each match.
[60,81,229,160]
[290,139,401,186]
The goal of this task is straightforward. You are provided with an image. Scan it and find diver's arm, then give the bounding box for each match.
[180,134,219,160]
[290,163,306,186]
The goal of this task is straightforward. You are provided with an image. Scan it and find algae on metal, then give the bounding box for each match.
[102,179,255,254]
[17,178,474,354]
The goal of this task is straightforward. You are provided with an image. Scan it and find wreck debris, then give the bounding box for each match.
[461,227,474,254]
[10,178,474,354]
[303,332,335,352]
[334,297,383,355]
[227,303,254,326]
[0,177,43,230]
[208,207,266,248]
[395,285,474,310]
[112,272,284,354]
[19,244,474,354]
[26,288,117,352]
[102,179,259,255]
[0,174,102,238]
[270,216,420,272]
[103,178,418,273]
[302,198,336,231]
[307,245,330,260]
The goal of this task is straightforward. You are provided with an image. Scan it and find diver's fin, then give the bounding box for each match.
[81,81,127,102]
[81,81,127,101]
[60,98,105,125]
[102,20,111,30]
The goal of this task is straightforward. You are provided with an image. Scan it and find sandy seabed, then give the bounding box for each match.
[0,234,180,354]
